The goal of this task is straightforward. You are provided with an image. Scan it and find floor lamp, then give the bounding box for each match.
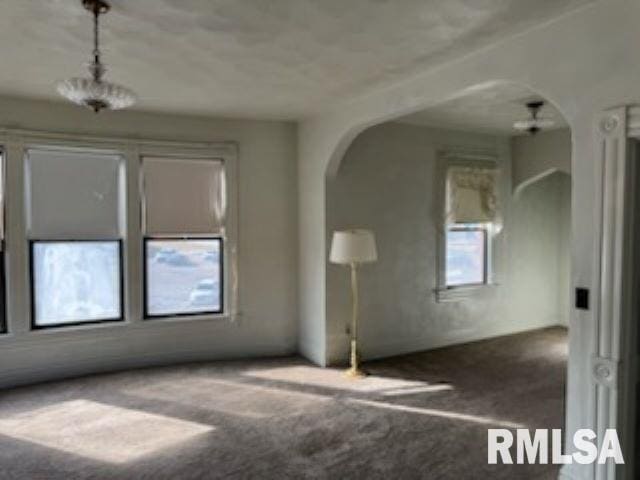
[330,229,378,378]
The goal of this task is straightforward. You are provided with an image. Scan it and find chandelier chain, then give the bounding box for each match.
[93,5,99,63]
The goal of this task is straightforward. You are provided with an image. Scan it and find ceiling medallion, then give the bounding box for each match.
[513,100,555,135]
[57,0,136,113]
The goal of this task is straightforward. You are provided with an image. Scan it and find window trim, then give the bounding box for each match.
[142,236,224,320]
[435,148,499,302]
[444,224,489,289]
[0,129,238,337]
[29,239,125,330]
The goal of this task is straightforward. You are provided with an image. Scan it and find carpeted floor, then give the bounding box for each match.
[0,327,567,480]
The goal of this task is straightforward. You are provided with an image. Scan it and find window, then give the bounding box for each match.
[446,225,487,287]
[438,158,498,299]
[142,156,226,319]
[31,241,122,327]
[25,148,125,328]
[145,238,222,317]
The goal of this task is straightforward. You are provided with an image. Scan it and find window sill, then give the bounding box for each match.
[143,312,235,324]
[435,284,494,303]
[21,312,238,337]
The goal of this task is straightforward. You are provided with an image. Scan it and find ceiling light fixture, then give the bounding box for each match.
[57,0,136,113]
[513,100,555,135]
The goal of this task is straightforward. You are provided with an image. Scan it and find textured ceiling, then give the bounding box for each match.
[0,0,593,119]
[395,82,568,136]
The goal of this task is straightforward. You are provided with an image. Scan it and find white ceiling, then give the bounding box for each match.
[394,82,568,136]
[0,0,593,119]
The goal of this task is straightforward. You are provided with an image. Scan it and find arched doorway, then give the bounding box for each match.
[298,76,638,478]
[324,82,573,477]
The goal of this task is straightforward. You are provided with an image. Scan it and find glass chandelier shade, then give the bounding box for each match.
[57,76,136,112]
[57,0,136,113]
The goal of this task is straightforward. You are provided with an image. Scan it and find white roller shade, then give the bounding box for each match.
[143,157,226,235]
[446,166,498,224]
[25,149,124,238]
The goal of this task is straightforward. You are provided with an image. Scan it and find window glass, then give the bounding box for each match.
[32,241,122,327]
[446,227,486,287]
[145,239,222,317]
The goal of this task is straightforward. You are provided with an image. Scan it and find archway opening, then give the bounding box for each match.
[325,81,572,478]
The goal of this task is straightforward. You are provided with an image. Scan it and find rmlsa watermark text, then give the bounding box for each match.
[488,429,624,465]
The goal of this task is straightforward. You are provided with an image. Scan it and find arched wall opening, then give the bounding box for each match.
[325,82,573,364]
[322,82,574,477]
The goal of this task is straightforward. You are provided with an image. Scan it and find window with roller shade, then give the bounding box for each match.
[142,156,226,318]
[25,148,125,328]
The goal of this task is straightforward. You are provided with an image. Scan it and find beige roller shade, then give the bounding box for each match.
[143,156,226,235]
[25,149,124,238]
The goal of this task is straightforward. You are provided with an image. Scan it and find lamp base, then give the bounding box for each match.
[345,338,367,379]
[344,366,367,379]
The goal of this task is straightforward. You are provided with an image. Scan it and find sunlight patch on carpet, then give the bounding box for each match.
[0,399,213,464]
[244,365,444,394]
[348,398,525,429]
[380,384,453,396]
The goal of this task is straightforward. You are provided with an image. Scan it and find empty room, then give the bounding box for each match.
[0,1,638,479]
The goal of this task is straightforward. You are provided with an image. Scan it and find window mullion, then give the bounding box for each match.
[4,140,29,334]
[124,146,142,325]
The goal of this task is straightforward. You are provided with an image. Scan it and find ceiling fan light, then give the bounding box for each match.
[513,100,555,135]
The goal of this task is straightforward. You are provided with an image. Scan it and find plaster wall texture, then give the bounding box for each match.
[0,96,299,388]
[512,128,572,193]
[326,122,571,363]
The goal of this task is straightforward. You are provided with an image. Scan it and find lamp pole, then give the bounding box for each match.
[346,261,366,378]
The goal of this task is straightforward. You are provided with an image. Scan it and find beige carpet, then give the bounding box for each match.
[0,327,567,479]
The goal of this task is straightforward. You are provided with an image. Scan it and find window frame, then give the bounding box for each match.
[444,223,489,289]
[139,151,235,323]
[142,236,225,320]
[0,130,238,337]
[29,238,125,330]
[435,148,499,302]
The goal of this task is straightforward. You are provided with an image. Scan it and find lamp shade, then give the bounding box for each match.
[330,229,378,265]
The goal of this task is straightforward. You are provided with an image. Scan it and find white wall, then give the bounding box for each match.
[512,128,572,193]
[510,170,572,329]
[0,96,298,388]
[512,129,573,327]
[326,122,570,363]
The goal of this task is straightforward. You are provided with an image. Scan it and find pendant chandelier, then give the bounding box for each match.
[513,101,555,135]
[57,0,136,113]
